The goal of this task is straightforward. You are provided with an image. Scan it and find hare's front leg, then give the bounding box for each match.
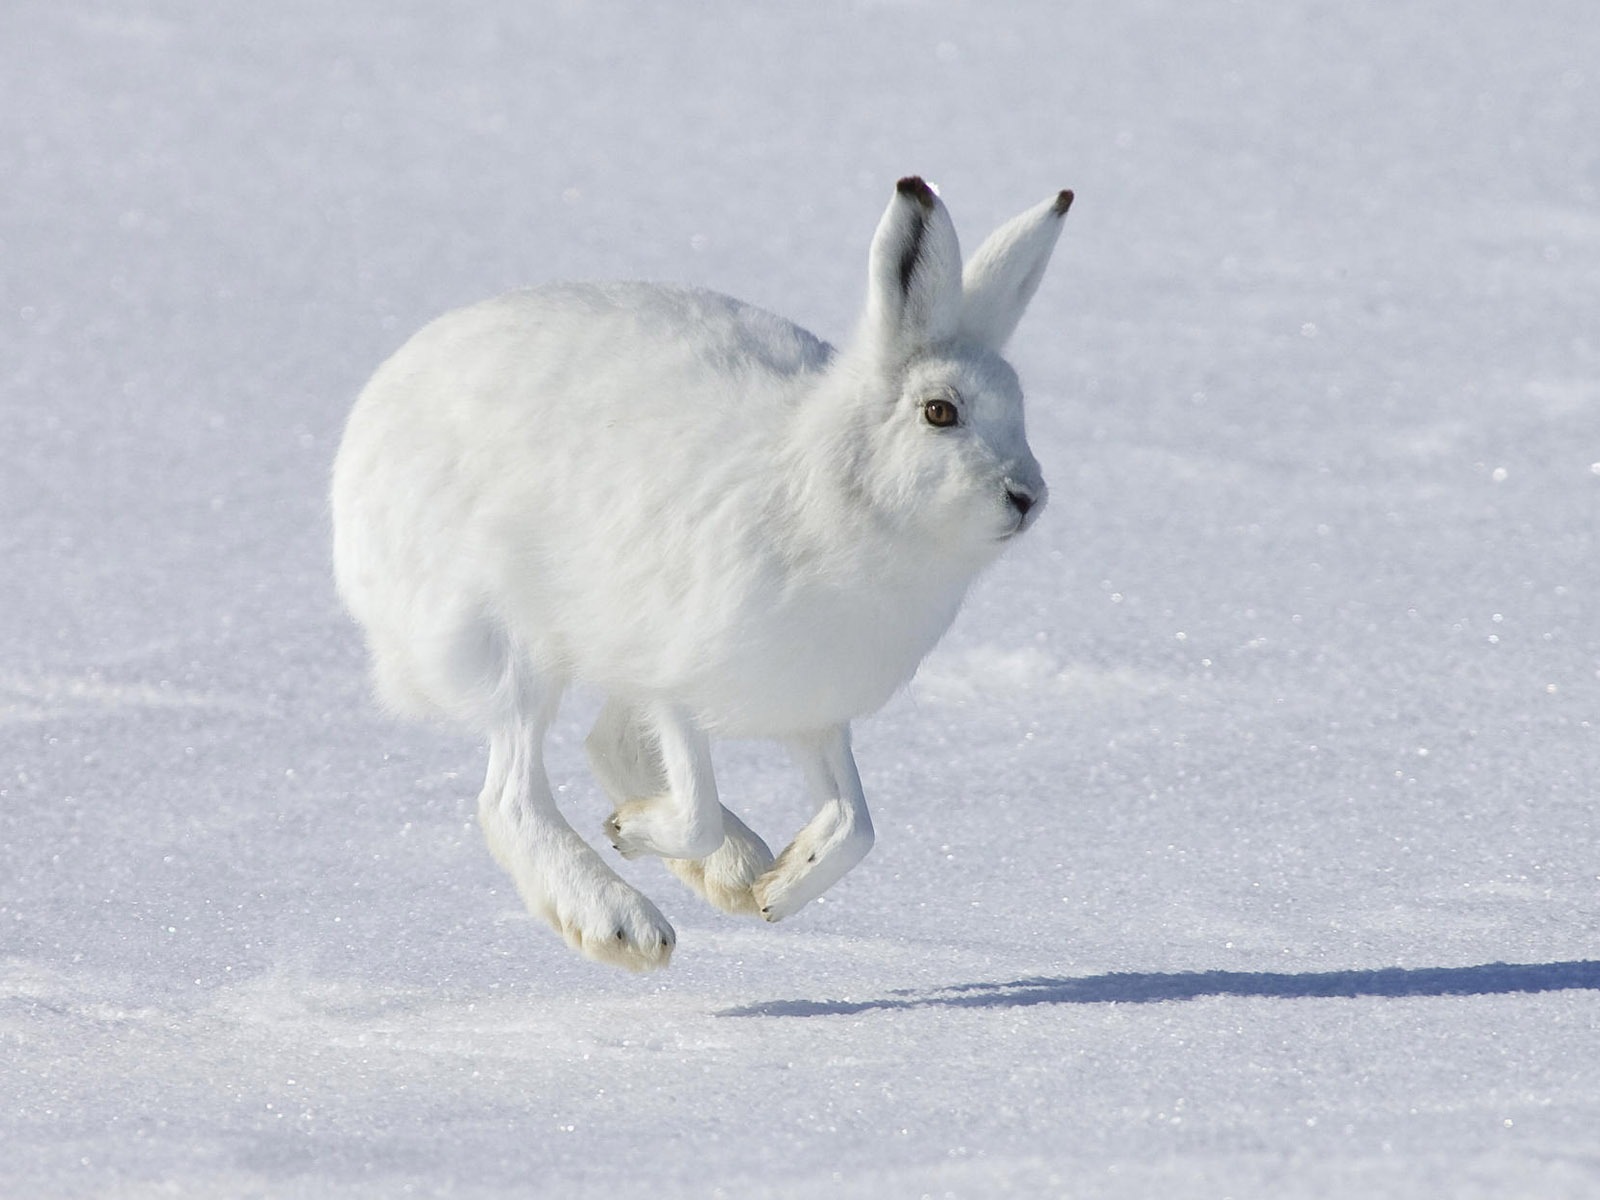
[596,700,725,860]
[753,724,875,922]
[588,698,775,916]
[478,700,675,971]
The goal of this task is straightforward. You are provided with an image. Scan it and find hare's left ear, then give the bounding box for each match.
[863,177,964,354]
[958,189,1073,350]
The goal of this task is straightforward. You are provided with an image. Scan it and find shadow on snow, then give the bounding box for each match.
[719,960,1600,1018]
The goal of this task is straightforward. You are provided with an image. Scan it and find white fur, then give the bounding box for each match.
[330,177,1071,970]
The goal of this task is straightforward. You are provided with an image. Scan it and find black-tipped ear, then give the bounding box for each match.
[862,177,963,354]
[958,189,1072,350]
[893,177,937,294]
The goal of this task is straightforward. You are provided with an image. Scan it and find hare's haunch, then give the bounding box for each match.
[331,177,1072,969]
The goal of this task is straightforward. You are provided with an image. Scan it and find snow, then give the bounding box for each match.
[3,1,1598,1196]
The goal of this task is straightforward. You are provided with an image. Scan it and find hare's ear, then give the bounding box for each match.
[862,177,964,355]
[958,189,1073,350]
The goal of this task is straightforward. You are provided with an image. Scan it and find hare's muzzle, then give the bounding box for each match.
[1002,476,1046,536]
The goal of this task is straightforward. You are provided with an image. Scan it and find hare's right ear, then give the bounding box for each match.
[861,177,963,357]
[958,189,1073,350]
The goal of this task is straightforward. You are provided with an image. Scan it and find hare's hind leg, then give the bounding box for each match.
[588,698,775,917]
[478,687,675,971]
[752,724,875,922]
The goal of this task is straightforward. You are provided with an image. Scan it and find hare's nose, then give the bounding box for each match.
[1006,487,1035,517]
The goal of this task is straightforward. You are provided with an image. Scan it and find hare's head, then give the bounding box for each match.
[834,178,1071,564]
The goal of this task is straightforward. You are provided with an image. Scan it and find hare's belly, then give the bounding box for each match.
[678,592,961,738]
[688,646,908,737]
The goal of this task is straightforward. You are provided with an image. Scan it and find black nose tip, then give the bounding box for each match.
[1007,488,1035,517]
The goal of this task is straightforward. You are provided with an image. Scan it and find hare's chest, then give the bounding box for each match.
[691,574,965,737]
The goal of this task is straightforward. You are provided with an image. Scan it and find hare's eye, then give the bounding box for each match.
[922,398,960,428]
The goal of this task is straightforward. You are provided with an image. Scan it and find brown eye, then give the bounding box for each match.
[922,398,960,428]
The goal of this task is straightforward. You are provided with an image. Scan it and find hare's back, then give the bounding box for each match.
[389,281,828,428]
[536,281,832,379]
[340,279,828,526]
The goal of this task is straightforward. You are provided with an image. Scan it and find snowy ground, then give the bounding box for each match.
[4,2,1599,1196]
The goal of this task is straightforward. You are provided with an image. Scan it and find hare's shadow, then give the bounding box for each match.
[718,960,1600,1018]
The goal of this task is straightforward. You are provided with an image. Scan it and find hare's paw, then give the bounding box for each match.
[604,797,723,862]
[547,877,677,972]
[663,809,776,917]
[485,811,677,971]
[752,804,874,922]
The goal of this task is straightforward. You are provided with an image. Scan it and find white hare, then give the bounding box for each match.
[331,177,1072,970]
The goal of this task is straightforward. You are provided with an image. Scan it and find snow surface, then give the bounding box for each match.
[4,1,1599,1196]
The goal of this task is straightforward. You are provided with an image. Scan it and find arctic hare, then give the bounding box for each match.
[331,177,1071,970]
